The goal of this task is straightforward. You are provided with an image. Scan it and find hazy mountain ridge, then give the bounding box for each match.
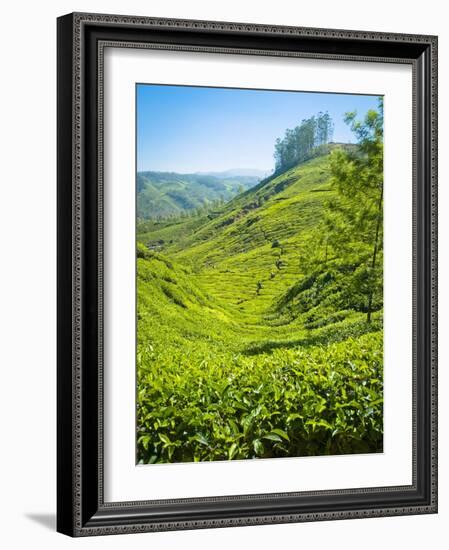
[195,168,271,179]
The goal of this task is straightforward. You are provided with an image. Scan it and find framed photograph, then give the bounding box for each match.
[57,12,438,536]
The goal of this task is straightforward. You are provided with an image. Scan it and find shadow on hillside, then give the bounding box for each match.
[243,320,382,356]
[243,336,321,356]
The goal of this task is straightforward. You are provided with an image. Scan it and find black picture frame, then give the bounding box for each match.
[57,12,438,537]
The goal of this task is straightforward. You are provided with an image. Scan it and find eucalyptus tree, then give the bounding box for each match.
[273,112,334,173]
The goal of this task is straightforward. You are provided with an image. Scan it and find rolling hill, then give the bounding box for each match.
[136,147,383,464]
[137,170,262,219]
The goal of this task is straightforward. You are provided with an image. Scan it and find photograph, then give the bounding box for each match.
[54,9,437,538]
[135,84,385,464]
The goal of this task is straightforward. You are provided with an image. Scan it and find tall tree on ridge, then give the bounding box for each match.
[326,97,384,322]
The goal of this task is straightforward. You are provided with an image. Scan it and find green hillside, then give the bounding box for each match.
[136,148,383,464]
[137,171,261,219]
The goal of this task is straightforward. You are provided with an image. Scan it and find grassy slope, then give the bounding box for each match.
[136,151,383,463]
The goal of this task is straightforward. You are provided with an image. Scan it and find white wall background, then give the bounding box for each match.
[0,1,445,548]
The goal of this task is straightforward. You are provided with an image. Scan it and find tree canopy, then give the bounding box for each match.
[274,111,334,173]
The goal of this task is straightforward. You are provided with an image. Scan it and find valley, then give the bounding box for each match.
[136,147,384,463]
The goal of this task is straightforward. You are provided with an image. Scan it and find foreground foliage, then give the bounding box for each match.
[137,331,382,463]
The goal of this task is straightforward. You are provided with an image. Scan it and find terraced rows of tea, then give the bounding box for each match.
[136,151,383,464]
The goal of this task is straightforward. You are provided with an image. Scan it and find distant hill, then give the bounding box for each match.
[196,168,272,179]
[137,171,262,219]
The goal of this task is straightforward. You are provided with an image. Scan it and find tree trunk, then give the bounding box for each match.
[367,184,383,323]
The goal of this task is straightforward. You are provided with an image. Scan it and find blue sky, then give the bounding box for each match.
[137,84,381,173]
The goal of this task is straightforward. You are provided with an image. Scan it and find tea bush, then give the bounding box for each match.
[137,332,382,463]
